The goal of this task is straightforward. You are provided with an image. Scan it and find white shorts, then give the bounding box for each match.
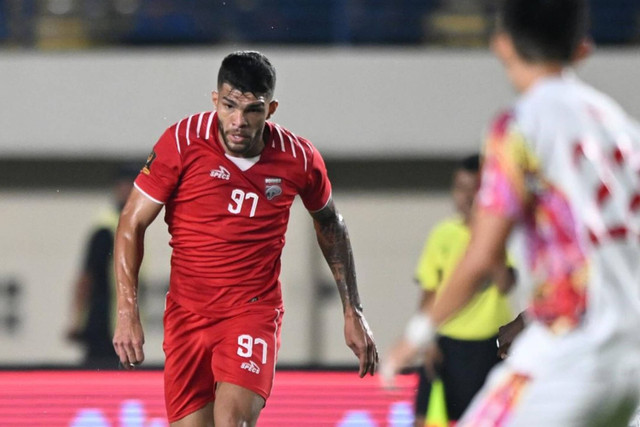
[457,326,640,427]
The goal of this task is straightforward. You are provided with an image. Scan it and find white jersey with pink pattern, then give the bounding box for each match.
[477,72,640,375]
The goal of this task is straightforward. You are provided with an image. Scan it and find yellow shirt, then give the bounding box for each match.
[414,217,513,340]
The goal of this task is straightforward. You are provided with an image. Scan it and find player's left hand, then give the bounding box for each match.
[344,308,378,378]
[497,312,526,359]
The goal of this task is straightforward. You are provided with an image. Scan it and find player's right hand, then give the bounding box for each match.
[112,311,145,369]
[344,311,378,378]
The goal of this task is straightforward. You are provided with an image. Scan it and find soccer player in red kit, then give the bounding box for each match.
[112,51,378,426]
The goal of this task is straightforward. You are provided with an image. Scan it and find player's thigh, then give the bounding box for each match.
[461,362,638,427]
[508,373,636,427]
[213,382,265,427]
[457,363,530,427]
[164,296,216,423]
[211,307,283,402]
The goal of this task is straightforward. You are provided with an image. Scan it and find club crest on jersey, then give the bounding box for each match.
[141,150,156,175]
[210,166,230,180]
[265,178,282,200]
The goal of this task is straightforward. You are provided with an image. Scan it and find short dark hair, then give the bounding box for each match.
[459,154,480,173]
[497,0,589,63]
[217,51,276,98]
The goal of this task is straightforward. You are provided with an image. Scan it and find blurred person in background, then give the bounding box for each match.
[382,0,640,425]
[385,154,515,426]
[66,164,139,368]
[112,51,378,427]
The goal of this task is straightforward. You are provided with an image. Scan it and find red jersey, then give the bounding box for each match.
[135,112,332,317]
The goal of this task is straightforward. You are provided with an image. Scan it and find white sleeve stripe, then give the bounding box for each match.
[134,182,165,205]
[273,125,282,149]
[308,191,332,213]
[205,112,215,140]
[302,138,314,154]
[186,114,193,146]
[174,119,184,154]
[272,125,283,148]
[275,124,286,152]
[295,135,308,171]
[286,133,297,158]
[196,112,205,138]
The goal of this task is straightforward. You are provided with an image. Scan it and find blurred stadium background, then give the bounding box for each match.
[0,1,639,425]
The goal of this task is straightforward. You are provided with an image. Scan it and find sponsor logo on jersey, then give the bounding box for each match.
[265,177,282,200]
[141,151,156,175]
[240,360,260,374]
[210,166,231,180]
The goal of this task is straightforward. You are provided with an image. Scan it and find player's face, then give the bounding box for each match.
[213,83,278,158]
[452,169,480,222]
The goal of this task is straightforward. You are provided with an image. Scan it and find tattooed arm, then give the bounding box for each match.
[311,198,378,377]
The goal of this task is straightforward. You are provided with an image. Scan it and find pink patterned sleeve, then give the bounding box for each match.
[476,111,529,220]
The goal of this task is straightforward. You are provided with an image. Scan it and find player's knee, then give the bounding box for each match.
[215,412,257,427]
[214,404,261,427]
[213,383,264,427]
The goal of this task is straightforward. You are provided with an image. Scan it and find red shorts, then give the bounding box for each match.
[162,294,283,422]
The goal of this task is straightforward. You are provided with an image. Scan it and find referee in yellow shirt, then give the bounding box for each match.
[386,155,515,426]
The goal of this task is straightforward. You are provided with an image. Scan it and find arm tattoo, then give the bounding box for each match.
[311,200,362,314]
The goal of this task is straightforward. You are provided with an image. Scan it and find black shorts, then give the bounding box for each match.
[414,366,431,417]
[414,334,502,421]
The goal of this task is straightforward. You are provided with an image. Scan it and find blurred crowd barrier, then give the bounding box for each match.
[0,370,417,425]
[0,0,638,49]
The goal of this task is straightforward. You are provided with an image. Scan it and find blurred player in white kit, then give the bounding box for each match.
[384,0,640,425]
